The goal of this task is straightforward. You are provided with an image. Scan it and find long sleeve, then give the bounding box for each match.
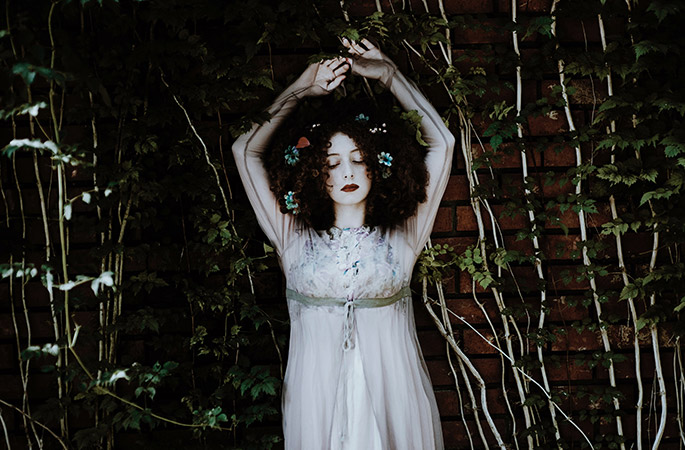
[390,71,456,254]
[232,85,309,256]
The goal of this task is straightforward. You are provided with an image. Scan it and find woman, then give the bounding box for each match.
[232,38,455,450]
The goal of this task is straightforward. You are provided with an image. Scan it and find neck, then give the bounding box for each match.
[333,203,366,229]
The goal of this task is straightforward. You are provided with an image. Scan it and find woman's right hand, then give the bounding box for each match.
[295,57,351,97]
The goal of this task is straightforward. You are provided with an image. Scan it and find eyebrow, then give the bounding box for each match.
[327,148,361,156]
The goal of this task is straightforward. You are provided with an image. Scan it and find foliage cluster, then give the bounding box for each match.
[1,0,684,448]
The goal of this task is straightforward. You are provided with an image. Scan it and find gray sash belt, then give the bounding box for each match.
[285,285,412,352]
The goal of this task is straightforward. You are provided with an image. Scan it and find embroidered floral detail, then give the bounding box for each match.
[284,145,299,165]
[284,191,299,214]
[354,113,369,122]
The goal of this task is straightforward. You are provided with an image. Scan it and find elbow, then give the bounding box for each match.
[443,131,456,159]
[232,134,247,158]
[445,130,456,151]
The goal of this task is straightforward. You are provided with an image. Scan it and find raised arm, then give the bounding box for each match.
[232,58,350,254]
[344,39,456,253]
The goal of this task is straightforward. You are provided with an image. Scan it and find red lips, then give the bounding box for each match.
[341,184,359,192]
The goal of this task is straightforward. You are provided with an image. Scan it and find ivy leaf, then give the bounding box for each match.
[647,0,683,23]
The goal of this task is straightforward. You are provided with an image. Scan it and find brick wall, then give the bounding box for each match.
[1,0,679,448]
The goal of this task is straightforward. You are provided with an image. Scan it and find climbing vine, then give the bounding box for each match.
[1,0,683,448]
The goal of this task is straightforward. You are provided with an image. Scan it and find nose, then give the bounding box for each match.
[342,161,354,179]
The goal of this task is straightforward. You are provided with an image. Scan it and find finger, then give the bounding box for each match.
[360,38,376,50]
[343,38,364,56]
[348,40,367,55]
[332,58,351,73]
[327,74,346,91]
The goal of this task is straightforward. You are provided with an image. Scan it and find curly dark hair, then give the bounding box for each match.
[265,95,428,230]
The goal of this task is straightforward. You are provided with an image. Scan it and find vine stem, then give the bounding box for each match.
[47,1,71,438]
[0,409,11,450]
[0,399,68,450]
[424,242,491,449]
[597,11,644,449]
[401,28,531,446]
[511,0,561,444]
[422,278,506,449]
[549,1,627,446]
[460,113,533,448]
[623,3,667,444]
[159,72,255,296]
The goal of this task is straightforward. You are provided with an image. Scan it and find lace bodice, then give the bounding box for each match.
[287,227,405,299]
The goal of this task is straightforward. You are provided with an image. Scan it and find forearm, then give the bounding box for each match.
[232,79,308,160]
[386,69,455,151]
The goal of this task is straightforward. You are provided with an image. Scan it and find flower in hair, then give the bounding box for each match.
[378,152,393,167]
[284,145,299,165]
[284,191,299,214]
[377,152,393,179]
[354,113,369,122]
[296,136,311,148]
[369,122,387,134]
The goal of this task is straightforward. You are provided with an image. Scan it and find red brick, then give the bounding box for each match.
[544,143,577,167]
[550,326,601,352]
[585,202,612,228]
[11,153,53,182]
[542,79,608,106]
[527,111,567,136]
[433,206,454,233]
[500,173,524,199]
[447,296,501,325]
[503,234,535,254]
[463,328,499,354]
[542,176,575,197]
[442,175,470,201]
[545,206,580,229]
[441,420,472,448]
[544,234,581,259]
[453,19,510,45]
[435,389,462,416]
[456,205,478,231]
[444,0,493,14]
[496,206,528,230]
[469,356,503,381]
[471,142,541,169]
[418,330,450,357]
[0,344,15,369]
[546,357,593,381]
[459,270,488,294]
[427,359,457,386]
[498,0,553,13]
[451,49,497,76]
[547,296,589,322]
[556,17,601,43]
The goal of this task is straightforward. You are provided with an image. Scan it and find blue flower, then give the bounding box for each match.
[354,113,369,122]
[284,191,299,214]
[284,145,299,165]
[377,152,393,167]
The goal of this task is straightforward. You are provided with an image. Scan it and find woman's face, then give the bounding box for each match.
[325,132,372,207]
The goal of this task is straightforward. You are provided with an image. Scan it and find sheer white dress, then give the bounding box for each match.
[233,69,454,450]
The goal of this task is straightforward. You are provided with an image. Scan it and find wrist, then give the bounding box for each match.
[379,64,397,89]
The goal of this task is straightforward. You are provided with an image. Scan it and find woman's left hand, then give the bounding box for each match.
[342,38,397,84]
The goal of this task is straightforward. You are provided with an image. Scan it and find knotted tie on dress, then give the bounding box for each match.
[285,285,412,444]
[285,285,411,351]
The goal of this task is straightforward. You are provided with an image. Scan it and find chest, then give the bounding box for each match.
[286,228,403,298]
